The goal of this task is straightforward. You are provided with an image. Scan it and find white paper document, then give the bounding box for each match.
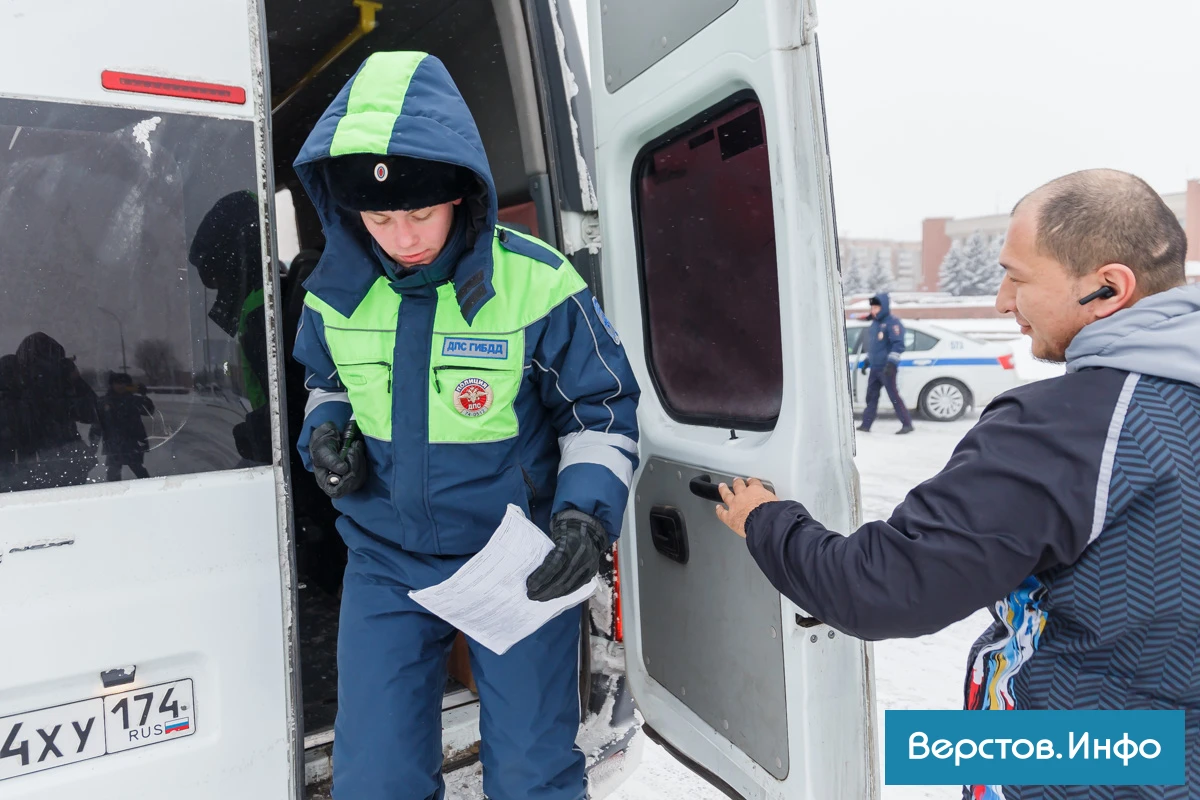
[409,504,599,655]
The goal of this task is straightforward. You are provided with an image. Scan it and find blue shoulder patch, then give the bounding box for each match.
[592,296,621,345]
[497,227,563,269]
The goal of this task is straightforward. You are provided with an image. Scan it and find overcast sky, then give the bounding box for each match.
[569,0,1199,241]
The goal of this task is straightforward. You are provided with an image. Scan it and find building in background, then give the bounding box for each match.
[844,179,1199,321]
[839,238,922,292]
[919,180,1200,290]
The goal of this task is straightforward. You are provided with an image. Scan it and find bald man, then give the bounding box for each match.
[720,169,1200,799]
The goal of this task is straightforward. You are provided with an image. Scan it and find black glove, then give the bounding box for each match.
[310,421,367,499]
[859,362,869,376]
[526,509,607,602]
[884,361,898,380]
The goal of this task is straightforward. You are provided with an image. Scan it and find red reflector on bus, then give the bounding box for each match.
[613,544,623,643]
[101,71,246,105]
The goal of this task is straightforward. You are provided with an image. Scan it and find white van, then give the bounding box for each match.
[0,1,877,798]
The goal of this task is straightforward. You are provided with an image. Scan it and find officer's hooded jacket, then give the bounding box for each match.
[746,283,1200,797]
[292,52,640,555]
[865,291,905,370]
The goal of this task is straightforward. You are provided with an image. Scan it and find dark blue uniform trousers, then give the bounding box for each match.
[861,364,913,429]
[332,525,586,800]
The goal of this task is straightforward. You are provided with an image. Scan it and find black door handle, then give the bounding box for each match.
[689,475,723,502]
[689,474,776,502]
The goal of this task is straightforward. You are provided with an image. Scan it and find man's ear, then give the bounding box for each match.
[1090,263,1137,318]
[452,197,464,207]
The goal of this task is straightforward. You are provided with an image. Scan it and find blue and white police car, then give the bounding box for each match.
[845,320,1021,421]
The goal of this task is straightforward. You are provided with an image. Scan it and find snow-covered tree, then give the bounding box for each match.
[866,250,893,294]
[958,232,995,296]
[841,253,866,297]
[977,235,1005,295]
[938,240,970,296]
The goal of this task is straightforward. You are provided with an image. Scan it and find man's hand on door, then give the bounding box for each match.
[716,477,778,538]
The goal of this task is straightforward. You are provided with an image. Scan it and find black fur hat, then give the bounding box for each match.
[325,153,476,212]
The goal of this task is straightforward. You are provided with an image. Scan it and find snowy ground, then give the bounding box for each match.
[430,411,989,799]
[859,413,992,800]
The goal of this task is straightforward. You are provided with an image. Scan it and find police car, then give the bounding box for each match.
[845,320,1020,421]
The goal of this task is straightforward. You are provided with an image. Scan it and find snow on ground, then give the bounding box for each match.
[858,412,993,799]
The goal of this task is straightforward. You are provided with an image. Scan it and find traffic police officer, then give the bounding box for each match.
[292,52,640,800]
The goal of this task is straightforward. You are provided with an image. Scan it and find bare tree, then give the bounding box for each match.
[134,339,181,385]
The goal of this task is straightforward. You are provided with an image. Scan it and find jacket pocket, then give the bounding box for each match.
[427,362,522,443]
[337,361,392,441]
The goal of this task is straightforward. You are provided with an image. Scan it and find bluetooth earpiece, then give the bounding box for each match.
[1077,286,1117,305]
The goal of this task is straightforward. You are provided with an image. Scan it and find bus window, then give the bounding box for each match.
[0,98,272,494]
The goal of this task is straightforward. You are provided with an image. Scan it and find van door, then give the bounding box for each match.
[585,1,877,797]
[0,1,299,798]
[848,325,867,408]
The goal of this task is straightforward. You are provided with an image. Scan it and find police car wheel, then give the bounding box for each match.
[919,379,969,422]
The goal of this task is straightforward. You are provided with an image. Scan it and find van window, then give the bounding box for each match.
[633,94,781,430]
[0,98,272,494]
[905,330,939,352]
[845,325,864,353]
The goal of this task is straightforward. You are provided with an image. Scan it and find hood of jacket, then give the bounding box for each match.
[293,51,498,322]
[872,292,892,319]
[1066,282,1200,387]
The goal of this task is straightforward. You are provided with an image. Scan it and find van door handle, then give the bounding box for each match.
[689,474,776,502]
[689,475,723,502]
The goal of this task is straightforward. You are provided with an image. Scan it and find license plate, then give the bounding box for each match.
[103,679,196,753]
[0,679,195,782]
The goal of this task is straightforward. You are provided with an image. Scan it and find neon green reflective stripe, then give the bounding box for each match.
[237,289,267,410]
[434,230,586,334]
[428,306,523,443]
[427,230,585,443]
[304,279,398,441]
[306,229,587,444]
[330,51,428,156]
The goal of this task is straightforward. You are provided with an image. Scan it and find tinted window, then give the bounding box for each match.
[0,99,272,494]
[634,95,781,429]
[905,330,939,352]
[845,326,864,353]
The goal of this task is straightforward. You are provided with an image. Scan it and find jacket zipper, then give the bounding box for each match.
[520,466,536,504]
[341,360,392,393]
[432,364,506,394]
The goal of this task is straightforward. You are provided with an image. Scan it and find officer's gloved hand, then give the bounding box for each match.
[885,361,899,380]
[310,421,367,499]
[526,509,607,602]
[859,362,869,376]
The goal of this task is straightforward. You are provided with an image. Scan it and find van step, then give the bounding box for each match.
[303,700,482,786]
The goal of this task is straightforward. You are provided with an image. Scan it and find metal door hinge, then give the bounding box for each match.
[561,211,601,256]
